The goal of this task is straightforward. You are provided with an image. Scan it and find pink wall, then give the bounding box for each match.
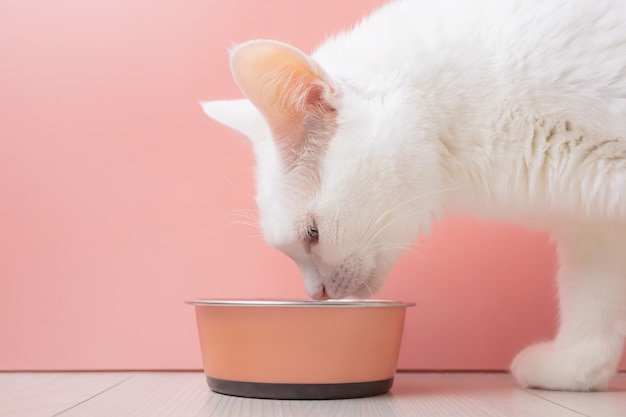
[1,0,624,371]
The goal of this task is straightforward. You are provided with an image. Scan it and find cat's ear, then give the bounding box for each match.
[200,99,269,142]
[229,40,338,146]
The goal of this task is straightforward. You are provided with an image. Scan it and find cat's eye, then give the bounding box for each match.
[305,223,319,243]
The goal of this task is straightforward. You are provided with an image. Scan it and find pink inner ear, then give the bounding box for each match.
[230,40,334,142]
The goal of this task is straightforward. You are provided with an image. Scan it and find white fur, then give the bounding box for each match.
[202,0,626,391]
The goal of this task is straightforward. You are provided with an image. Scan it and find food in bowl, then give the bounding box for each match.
[187,299,414,400]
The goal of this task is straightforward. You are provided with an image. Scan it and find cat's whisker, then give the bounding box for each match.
[231,220,261,228]
[367,243,421,257]
[373,246,427,262]
[357,192,406,249]
[360,280,375,299]
[216,168,256,203]
[351,268,377,299]
[229,212,261,223]
[357,186,460,248]
[214,220,262,233]
[216,208,262,233]
[360,200,439,247]
[363,205,430,245]
[365,193,403,233]
[243,234,267,241]
[217,214,266,240]
[214,168,284,230]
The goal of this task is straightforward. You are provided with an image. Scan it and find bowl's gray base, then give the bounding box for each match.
[206,376,394,400]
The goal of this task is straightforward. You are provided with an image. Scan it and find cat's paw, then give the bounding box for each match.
[511,342,614,391]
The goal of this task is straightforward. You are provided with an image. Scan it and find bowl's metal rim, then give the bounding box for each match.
[185,299,415,308]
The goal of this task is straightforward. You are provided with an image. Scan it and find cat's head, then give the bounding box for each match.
[202,40,442,299]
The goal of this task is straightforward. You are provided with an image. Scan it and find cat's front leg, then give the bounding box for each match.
[511,223,626,391]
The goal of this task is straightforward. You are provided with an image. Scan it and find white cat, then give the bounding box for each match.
[201,0,626,391]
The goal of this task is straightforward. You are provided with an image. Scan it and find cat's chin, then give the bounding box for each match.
[343,281,379,300]
[319,283,375,301]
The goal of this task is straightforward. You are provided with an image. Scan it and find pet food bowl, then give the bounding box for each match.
[187,299,414,400]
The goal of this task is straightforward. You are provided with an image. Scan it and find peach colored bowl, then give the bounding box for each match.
[187,299,415,400]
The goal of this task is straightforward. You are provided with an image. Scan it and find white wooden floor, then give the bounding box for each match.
[1,372,625,417]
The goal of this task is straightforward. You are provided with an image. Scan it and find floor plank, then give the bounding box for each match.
[4,372,626,417]
[54,372,584,417]
[0,372,129,417]
[525,373,626,417]
[55,373,215,417]
[382,373,584,417]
